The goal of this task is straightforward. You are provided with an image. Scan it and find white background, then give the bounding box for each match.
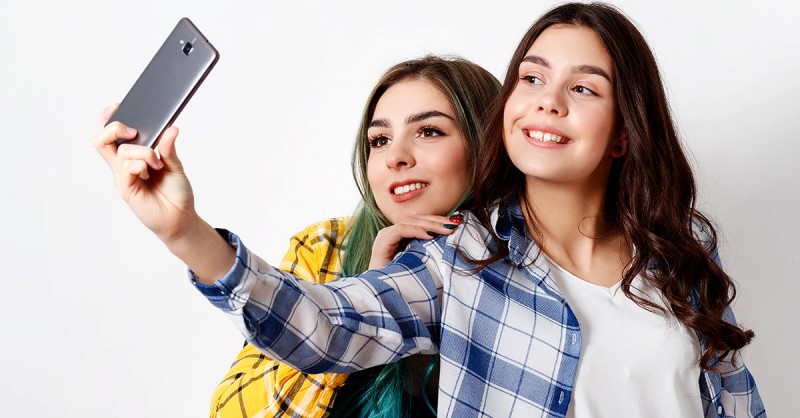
[2,0,797,416]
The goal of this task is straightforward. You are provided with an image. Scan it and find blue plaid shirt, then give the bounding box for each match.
[194,197,765,418]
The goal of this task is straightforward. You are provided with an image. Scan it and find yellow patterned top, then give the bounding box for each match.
[210,218,350,418]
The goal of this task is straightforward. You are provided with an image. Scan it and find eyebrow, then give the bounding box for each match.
[368,110,454,128]
[521,55,612,82]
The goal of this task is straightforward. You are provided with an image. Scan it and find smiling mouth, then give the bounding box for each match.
[392,182,429,195]
[524,129,569,144]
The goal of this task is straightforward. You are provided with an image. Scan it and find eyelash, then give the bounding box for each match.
[520,75,543,85]
[520,75,598,96]
[418,125,444,138]
[368,135,390,149]
[573,84,597,96]
[367,125,445,149]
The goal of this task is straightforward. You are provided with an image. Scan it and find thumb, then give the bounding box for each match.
[157,127,183,169]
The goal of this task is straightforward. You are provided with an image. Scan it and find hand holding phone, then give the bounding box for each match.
[108,17,219,148]
[94,18,218,242]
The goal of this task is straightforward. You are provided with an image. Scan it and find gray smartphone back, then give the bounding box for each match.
[109,18,219,148]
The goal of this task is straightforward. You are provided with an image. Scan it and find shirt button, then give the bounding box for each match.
[717,405,723,415]
[558,391,565,404]
[571,334,577,344]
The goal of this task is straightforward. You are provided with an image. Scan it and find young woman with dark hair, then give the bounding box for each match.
[96,3,765,417]
[478,0,758,372]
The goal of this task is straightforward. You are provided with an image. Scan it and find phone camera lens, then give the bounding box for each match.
[182,42,193,55]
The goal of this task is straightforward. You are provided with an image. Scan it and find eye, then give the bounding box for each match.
[520,75,544,85]
[573,84,597,96]
[418,126,444,138]
[368,135,391,149]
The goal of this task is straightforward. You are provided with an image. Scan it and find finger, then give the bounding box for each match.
[117,143,165,171]
[121,158,150,183]
[389,224,448,241]
[155,127,183,169]
[448,212,465,224]
[401,225,439,240]
[99,103,120,125]
[93,121,138,166]
[93,121,137,149]
[396,216,459,235]
[401,213,459,225]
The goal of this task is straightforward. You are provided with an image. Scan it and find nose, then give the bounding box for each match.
[537,89,568,116]
[385,138,415,170]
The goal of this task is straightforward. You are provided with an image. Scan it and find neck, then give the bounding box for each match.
[522,176,627,287]
[523,177,612,244]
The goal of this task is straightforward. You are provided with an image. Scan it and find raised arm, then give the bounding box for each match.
[193,229,444,374]
[93,105,236,282]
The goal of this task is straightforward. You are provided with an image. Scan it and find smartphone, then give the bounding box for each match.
[108,17,219,148]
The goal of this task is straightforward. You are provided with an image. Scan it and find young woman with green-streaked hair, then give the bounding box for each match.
[93,55,500,417]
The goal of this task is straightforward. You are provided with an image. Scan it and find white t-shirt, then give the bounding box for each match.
[543,255,704,417]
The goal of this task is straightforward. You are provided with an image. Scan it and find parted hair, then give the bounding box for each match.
[343,55,501,278]
[470,2,753,370]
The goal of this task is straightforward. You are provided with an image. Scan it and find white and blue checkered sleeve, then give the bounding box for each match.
[692,221,766,417]
[191,229,443,374]
[713,305,766,417]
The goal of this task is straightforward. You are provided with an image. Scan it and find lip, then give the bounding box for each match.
[389,179,429,202]
[521,123,573,148]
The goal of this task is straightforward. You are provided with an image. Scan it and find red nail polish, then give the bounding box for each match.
[449,214,464,224]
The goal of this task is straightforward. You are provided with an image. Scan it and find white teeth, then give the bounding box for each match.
[393,182,428,195]
[527,130,565,144]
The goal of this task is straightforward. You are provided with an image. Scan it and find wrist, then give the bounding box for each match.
[162,215,237,285]
[158,211,206,250]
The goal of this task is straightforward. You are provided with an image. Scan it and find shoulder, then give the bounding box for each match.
[282,218,349,284]
[289,217,350,247]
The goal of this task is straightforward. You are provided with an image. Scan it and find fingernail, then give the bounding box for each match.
[126,127,137,136]
[156,159,164,169]
[427,231,440,238]
[449,214,464,224]
[444,224,458,230]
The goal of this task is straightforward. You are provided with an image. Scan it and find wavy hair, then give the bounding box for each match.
[470,3,753,370]
[335,55,500,417]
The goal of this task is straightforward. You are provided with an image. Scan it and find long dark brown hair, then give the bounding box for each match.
[471,2,753,369]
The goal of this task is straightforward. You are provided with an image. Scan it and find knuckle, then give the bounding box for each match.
[116,145,130,158]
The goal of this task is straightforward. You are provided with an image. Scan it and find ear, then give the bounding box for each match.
[610,133,628,158]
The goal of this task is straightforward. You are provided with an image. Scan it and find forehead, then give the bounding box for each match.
[372,78,454,119]
[524,24,613,78]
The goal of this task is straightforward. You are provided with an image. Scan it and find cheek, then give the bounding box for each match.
[502,95,521,132]
[366,154,383,193]
[503,90,534,142]
[434,141,470,186]
[502,96,524,155]
[570,101,615,140]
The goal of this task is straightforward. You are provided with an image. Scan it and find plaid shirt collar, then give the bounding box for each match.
[490,196,763,417]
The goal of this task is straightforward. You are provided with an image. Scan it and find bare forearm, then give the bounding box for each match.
[163,216,236,285]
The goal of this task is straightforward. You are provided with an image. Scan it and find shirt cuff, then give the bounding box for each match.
[188,228,250,311]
